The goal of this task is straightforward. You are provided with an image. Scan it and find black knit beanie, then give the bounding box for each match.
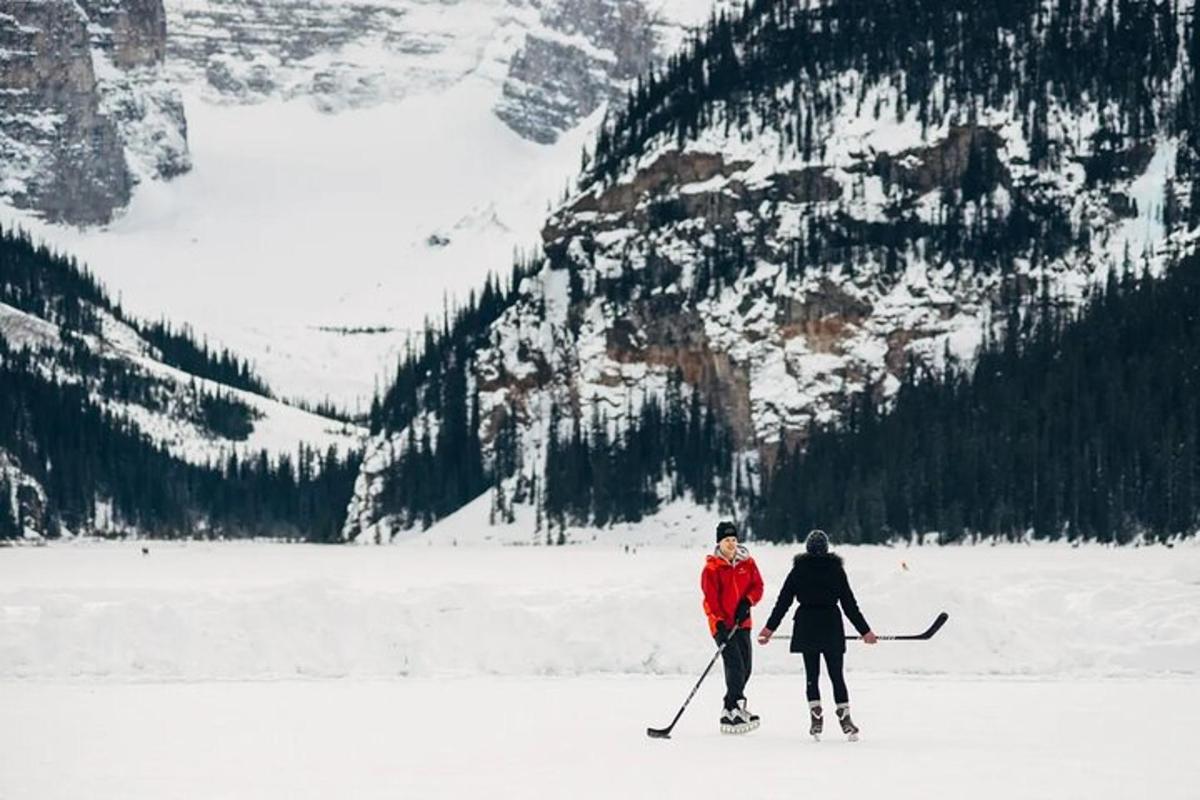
[805,528,829,555]
[716,520,738,543]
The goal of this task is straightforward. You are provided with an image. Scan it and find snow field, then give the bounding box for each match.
[1,540,1197,681]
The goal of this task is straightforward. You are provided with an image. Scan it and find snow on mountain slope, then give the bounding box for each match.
[0,298,363,466]
[1,0,720,409]
[163,0,724,137]
[1,84,596,407]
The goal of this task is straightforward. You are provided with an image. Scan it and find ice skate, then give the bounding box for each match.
[836,703,860,741]
[734,699,760,732]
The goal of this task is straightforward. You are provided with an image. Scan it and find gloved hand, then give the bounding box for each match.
[714,620,731,645]
[734,597,751,624]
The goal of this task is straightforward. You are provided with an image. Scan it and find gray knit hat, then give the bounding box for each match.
[805,528,829,555]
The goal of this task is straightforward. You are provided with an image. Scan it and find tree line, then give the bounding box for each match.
[0,225,272,396]
[0,338,360,541]
[590,0,1192,219]
[753,253,1200,543]
[0,225,360,541]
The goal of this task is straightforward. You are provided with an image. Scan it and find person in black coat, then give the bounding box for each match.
[757,529,877,740]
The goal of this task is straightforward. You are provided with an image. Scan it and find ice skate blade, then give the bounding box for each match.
[810,733,821,742]
[846,732,859,742]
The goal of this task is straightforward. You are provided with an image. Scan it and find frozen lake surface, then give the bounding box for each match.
[3,674,1197,799]
[1,540,1197,798]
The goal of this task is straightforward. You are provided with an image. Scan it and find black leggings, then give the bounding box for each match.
[717,628,753,710]
[802,650,848,705]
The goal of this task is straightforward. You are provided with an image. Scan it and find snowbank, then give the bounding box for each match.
[1,540,1197,680]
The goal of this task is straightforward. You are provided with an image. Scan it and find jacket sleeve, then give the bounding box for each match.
[764,570,795,632]
[701,565,724,628]
[838,565,871,636]
[746,560,765,605]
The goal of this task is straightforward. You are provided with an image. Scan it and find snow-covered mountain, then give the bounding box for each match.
[9,0,1200,544]
[0,227,362,539]
[0,0,721,408]
[0,299,360,464]
[344,0,1200,543]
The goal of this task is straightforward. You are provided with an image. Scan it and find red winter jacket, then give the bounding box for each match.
[701,546,764,635]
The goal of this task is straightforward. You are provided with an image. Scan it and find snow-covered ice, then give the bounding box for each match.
[3,674,1197,800]
[1,539,1197,798]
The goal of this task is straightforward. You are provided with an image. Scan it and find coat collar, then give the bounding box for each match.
[794,551,842,566]
[711,543,751,565]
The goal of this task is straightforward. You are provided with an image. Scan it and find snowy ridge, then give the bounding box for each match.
[164,0,713,130]
[0,299,363,467]
[2,541,1196,680]
[93,51,191,186]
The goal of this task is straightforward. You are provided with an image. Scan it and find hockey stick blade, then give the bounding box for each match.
[870,611,949,641]
[910,610,949,640]
[646,638,729,739]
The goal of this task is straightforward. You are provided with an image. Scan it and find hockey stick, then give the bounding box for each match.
[647,626,744,739]
[774,611,949,642]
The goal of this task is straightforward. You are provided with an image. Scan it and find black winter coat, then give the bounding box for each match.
[764,553,871,654]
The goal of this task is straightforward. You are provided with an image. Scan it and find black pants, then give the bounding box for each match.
[802,650,848,705]
[717,628,752,710]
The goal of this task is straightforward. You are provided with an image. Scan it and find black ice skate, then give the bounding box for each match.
[836,703,860,741]
[808,701,823,740]
[720,707,740,734]
[734,699,760,733]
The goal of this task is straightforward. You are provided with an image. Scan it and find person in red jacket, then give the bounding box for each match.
[701,520,765,734]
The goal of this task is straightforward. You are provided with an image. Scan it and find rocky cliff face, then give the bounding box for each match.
[0,0,188,224]
[2,0,704,223]
[494,0,658,143]
[79,0,167,67]
[0,448,49,540]
[0,0,130,224]
[163,0,718,135]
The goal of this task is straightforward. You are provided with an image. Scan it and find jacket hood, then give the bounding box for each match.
[708,543,751,566]
[794,551,842,566]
